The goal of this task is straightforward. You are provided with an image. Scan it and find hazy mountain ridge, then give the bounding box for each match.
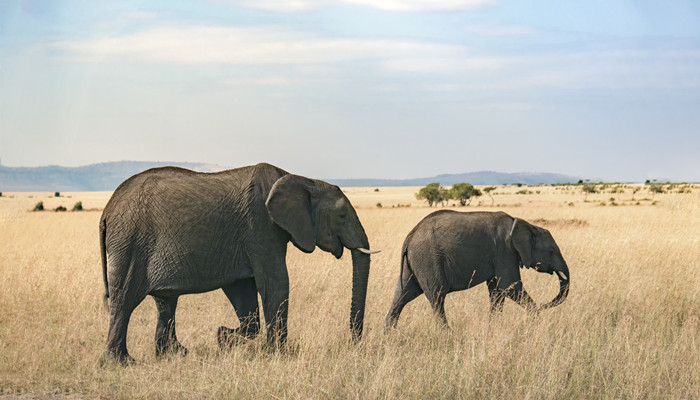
[327,171,582,187]
[0,161,582,191]
[0,161,227,191]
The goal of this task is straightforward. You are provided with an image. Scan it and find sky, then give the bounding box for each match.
[1,0,699,182]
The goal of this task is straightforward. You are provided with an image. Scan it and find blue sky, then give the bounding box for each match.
[1,0,699,182]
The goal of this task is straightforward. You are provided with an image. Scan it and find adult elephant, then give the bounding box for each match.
[99,163,377,364]
[385,210,569,329]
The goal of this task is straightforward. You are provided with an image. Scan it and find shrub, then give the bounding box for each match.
[55,206,67,212]
[33,201,44,211]
[582,184,598,201]
[374,188,379,192]
[72,201,83,211]
[54,192,61,197]
[376,202,382,208]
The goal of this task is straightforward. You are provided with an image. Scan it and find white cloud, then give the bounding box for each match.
[221,77,295,86]
[51,25,700,92]
[465,22,537,36]
[53,26,470,67]
[381,55,508,74]
[224,0,495,12]
[342,0,496,11]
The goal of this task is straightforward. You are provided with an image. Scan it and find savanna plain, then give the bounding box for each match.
[0,184,698,399]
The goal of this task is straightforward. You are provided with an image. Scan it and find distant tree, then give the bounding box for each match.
[582,184,597,201]
[416,183,444,207]
[450,183,482,206]
[72,201,83,211]
[33,201,44,211]
[483,186,496,206]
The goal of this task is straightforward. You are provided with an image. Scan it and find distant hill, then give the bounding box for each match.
[0,161,227,191]
[0,161,583,192]
[327,171,582,187]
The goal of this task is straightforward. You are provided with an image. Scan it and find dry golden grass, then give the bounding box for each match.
[0,185,698,399]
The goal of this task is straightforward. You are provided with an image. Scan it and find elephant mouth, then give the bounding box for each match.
[533,263,569,279]
[336,235,380,259]
[533,262,550,273]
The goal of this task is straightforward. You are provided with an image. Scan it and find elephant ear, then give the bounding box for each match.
[511,218,534,268]
[266,174,317,253]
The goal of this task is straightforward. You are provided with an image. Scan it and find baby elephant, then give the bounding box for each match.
[385,210,570,329]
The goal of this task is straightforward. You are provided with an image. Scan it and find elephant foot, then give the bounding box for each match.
[155,341,189,359]
[101,349,136,366]
[217,326,256,350]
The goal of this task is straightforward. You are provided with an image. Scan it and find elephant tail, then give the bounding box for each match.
[400,247,410,292]
[100,217,109,310]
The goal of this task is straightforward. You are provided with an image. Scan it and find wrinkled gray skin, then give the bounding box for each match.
[385,210,569,329]
[100,163,373,364]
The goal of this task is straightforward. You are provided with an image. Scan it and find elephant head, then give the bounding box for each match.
[510,218,570,310]
[265,174,377,340]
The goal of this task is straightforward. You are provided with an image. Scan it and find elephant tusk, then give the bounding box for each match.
[357,248,380,255]
[557,271,568,281]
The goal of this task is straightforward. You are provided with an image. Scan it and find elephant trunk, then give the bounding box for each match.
[350,249,371,341]
[540,265,570,310]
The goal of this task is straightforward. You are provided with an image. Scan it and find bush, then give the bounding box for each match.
[72,201,83,211]
[54,192,61,197]
[376,202,382,208]
[55,206,67,212]
[33,201,44,211]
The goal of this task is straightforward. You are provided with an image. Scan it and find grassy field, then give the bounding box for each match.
[0,184,698,399]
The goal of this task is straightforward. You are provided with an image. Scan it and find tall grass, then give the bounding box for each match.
[0,187,698,399]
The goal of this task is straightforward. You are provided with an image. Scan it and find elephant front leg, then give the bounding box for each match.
[259,272,290,351]
[505,280,537,313]
[487,277,506,314]
[153,295,188,358]
[218,278,261,349]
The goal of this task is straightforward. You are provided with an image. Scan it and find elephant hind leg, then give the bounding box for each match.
[385,273,423,330]
[218,278,261,349]
[424,289,448,327]
[153,295,188,358]
[105,286,146,365]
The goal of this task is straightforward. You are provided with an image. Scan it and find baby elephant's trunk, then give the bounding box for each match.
[540,265,570,310]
